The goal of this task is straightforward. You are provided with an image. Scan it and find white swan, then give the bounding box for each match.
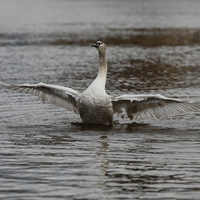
[1,41,200,125]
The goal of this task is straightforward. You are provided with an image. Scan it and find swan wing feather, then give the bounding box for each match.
[112,94,200,120]
[0,82,80,114]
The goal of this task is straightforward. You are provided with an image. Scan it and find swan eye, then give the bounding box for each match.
[95,42,102,47]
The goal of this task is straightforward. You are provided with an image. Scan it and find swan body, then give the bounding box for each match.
[1,41,200,125]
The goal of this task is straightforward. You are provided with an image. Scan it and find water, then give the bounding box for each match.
[0,0,200,199]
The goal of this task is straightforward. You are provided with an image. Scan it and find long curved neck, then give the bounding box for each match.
[88,49,107,92]
[96,50,107,89]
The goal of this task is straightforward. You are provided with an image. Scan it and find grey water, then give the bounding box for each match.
[1,0,200,199]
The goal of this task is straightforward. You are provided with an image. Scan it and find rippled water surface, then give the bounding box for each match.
[1,0,200,199]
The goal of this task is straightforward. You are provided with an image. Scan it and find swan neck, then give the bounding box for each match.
[98,51,107,77]
[89,49,107,90]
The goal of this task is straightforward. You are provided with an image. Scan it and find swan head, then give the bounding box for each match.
[92,41,106,53]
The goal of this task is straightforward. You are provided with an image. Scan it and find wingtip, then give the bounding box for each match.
[0,81,7,87]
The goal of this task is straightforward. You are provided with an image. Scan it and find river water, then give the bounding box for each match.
[0,0,200,199]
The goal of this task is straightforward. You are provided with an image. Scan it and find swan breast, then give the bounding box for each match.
[77,89,113,125]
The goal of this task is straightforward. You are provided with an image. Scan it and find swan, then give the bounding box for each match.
[1,41,200,125]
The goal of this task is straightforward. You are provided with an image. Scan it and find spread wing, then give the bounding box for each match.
[0,82,80,114]
[112,94,200,120]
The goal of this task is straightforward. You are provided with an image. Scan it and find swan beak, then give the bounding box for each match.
[91,43,99,48]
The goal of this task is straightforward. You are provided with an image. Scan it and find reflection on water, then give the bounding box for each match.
[1,123,200,199]
[1,0,200,199]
